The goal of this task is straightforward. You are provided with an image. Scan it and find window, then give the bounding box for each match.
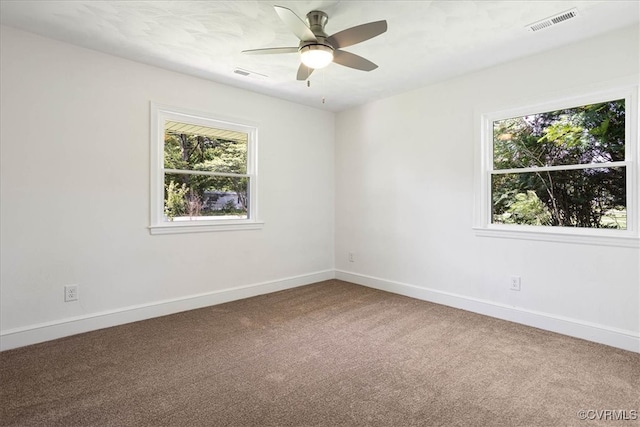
[149,103,262,234]
[475,88,638,246]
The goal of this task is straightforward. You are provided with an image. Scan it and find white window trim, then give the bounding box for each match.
[473,85,639,248]
[149,102,263,235]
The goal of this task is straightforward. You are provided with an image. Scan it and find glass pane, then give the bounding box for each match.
[493,99,625,169]
[164,173,249,221]
[492,167,626,229]
[164,121,247,174]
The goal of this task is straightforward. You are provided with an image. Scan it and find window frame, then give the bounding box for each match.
[149,102,262,235]
[474,86,639,248]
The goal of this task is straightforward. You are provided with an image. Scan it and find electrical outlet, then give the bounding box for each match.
[510,276,521,291]
[348,252,355,262]
[64,285,78,302]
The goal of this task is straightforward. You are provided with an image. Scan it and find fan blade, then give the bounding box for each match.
[333,50,378,71]
[327,20,387,49]
[242,47,299,55]
[274,5,317,42]
[296,63,314,81]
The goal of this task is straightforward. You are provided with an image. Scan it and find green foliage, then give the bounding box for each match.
[164,180,188,220]
[538,120,585,150]
[221,199,244,214]
[163,130,248,219]
[494,190,552,226]
[164,133,247,175]
[492,99,626,228]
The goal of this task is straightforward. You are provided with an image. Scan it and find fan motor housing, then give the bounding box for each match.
[299,37,334,51]
[299,43,334,55]
[306,10,329,38]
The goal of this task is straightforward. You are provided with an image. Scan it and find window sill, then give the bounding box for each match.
[473,226,639,248]
[149,220,264,235]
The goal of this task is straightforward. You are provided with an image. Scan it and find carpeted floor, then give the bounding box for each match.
[1,280,638,426]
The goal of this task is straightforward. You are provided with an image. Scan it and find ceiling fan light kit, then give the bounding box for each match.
[242,5,387,80]
[299,44,334,69]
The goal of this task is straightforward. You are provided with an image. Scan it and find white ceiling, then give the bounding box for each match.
[1,1,638,112]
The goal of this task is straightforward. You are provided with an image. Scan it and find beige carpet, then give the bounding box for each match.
[1,280,638,426]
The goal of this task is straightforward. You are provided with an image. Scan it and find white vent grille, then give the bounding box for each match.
[526,8,579,32]
[233,68,268,80]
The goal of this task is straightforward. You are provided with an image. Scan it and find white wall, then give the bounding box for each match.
[2,23,639,353]
[335,25,640,352]
[0,26,335,349]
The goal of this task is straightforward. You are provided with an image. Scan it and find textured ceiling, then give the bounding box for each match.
[1,1,638,112]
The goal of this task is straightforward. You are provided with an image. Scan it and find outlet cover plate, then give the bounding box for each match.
[64,285,78,302]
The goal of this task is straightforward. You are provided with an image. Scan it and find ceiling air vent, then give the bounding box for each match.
[526,8,579,32]
[234,69,250,77]
[233,68,268,80]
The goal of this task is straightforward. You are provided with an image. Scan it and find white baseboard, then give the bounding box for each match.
[336,270,640,353]
[4,269,638,354]
[0,270,335,351]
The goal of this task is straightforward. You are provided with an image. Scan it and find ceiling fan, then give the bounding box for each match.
[242,5,387,80]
